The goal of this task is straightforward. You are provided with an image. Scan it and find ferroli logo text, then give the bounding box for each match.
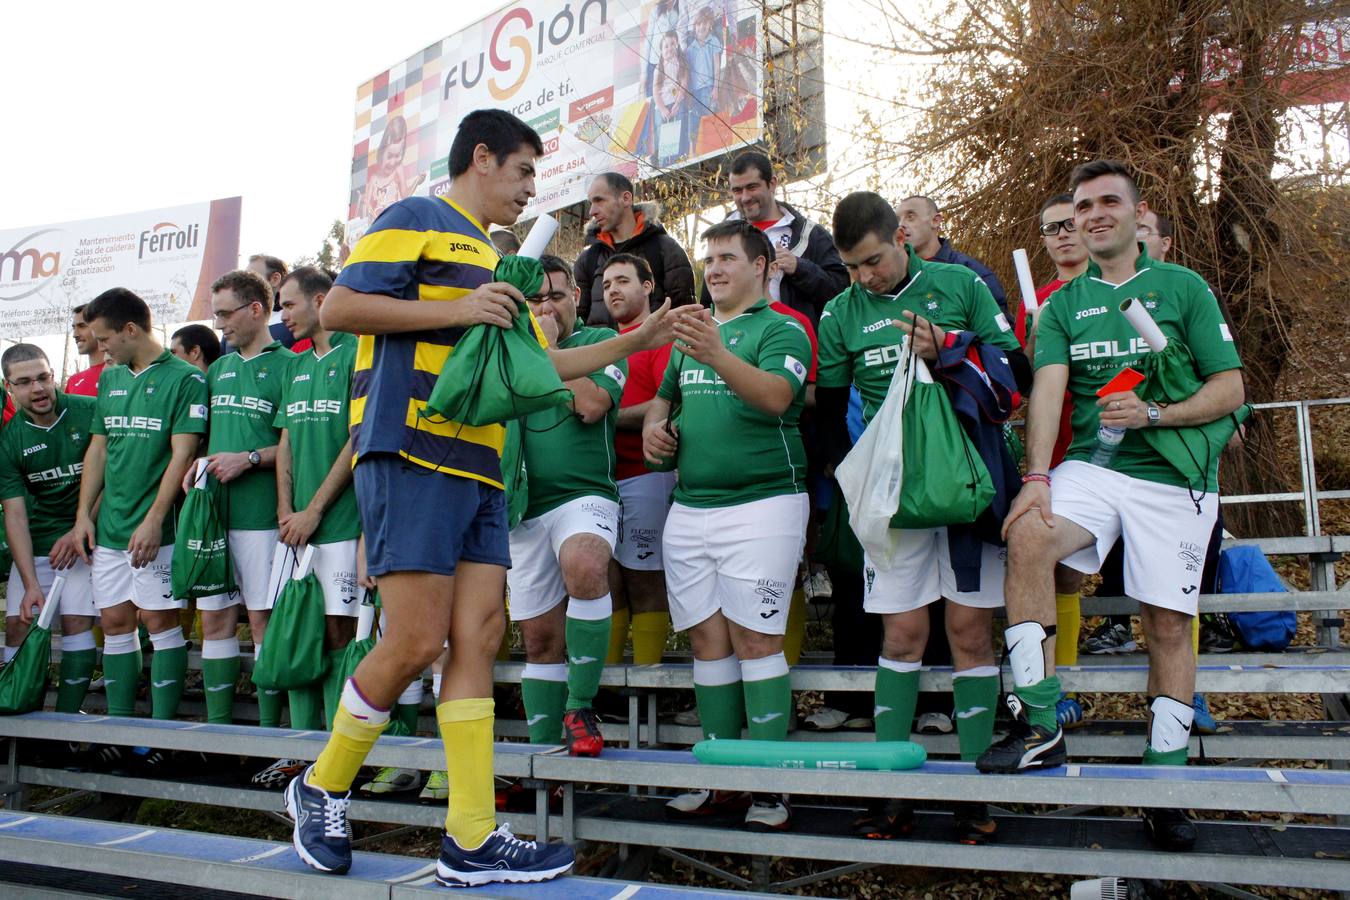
[0,229,62,298]
[138,222,199,259]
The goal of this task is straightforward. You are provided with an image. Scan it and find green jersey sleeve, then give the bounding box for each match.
[1033,297,1070,369]
[657,351,684,403]
[0,430,22,501]
[755,317,813,392]
[963,274,1022,353]
[1179,276,1243,376]
[815,305,851,388]
[583,328,627,407]
[172,371,210,436]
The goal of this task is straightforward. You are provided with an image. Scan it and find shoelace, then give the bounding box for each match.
[493,823,538,857]
[322,794,351,840]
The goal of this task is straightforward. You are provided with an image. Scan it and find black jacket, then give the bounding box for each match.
[930,238,1009,317]
[699,202,849,325]
[574,203,696,328]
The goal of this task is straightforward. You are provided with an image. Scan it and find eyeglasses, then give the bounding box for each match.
[1039,218,1076,236]
[1135,225,1155,237]
[211,304,252,321]
[7,373,53,388]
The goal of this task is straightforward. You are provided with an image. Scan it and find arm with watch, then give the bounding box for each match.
[203,445,278,484]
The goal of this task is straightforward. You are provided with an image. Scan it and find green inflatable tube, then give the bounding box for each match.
[692,739,927,771]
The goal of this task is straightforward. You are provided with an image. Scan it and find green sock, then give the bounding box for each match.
[521,666,569,743]
[55,648,96,714]
[874,661,920,743]
[384,702,420,737]
[694,680,744,741]
[256,683,284,728]
[149,644,187,721]
[1014,675,1063,731]
[102,648,142,717]
[1143,746,1189,766]
[201,653,240,724]
[564,613,610,711]
[952,670,999,761]
[288,683,326,730]
[323,649,347,729]
[743,674,791,741]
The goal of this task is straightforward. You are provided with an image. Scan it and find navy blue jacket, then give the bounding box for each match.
[930,238,1009,318]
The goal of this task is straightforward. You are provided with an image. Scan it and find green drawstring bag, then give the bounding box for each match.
[501,419,529,529]
[892,375,995,529]
[326,591,378,725]
[422,256,572,427]
[0,576,63,715]
[172,465,235,599]
[253,546,328,691]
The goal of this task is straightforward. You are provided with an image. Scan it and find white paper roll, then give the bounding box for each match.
[37,575,65,630]
[1119,296,1168,351]
[1012,248,1039,314]
[517,215,559,259]
[355,600,376,643]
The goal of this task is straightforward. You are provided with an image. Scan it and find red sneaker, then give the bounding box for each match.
[562,707,604,757]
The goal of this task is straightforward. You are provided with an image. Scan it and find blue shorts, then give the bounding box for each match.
[355,453,511,577]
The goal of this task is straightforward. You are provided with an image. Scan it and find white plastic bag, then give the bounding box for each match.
[834,337,934,567]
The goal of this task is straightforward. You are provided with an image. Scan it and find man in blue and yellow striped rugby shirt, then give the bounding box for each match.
[285,109,674,886]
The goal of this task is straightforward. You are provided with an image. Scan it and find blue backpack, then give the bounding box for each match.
[1218,546,1296,651]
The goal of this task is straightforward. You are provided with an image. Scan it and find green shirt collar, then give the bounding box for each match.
[1085,243,1153,279]
[18,389,66,427]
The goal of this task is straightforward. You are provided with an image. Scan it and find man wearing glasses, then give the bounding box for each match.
[1137,210,1173,263]
[189,270,295,729]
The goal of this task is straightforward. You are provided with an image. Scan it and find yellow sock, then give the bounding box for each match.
[310,704,388,792]
[630,611,669,665]
[607,607,631,664]
[1054,593,1081,668]
[1192,615,1200,657]
[438,697,496,848]
[783,588,808,667]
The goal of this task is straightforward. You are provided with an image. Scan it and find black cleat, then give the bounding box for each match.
[1143,807,1197,852]
[953,801,997,844]
[976,695,1067,774]
[851,798,914,840]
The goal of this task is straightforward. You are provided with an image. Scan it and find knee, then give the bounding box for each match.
[560,539,613,596]
[881,617,927,662]
[947,619,994,663]
[454,606,506,661]
[1145,609,1193,649]
[1007,518,1054,571]
[520,621,564,662]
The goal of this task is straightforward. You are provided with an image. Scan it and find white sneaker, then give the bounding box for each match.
[802,706,848,731]
[744,794,791,831]
[673,708,701,727]
[804,568,833,600]
[842,715,875,730]
[917,712,953,735]
[359,766,422,795]
[665,789,752,818]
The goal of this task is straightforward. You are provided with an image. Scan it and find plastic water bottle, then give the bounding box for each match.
[1089,422,1125,466]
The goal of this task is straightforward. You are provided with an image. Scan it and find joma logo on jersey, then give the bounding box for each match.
[22,443,48,457]
[287,399,342,415]
[1074,306,1109,320]
[292,374,311,383]
[186,538,227,553]
[680,370,725,387]
[1068,338,1152,361]
[862,319,893,334]
[27,463,81,482]
[105,415,163,431]
[211,395,274,414]
[108,389,128,398]
[863,344,903,367]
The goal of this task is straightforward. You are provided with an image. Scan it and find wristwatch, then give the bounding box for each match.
[1146,405,1161,427]
[247,450,262,467]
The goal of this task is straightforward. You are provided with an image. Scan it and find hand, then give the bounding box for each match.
[206,451,252,484]
[278,507,322,548]
[671,306,726,366]
[127,514,164,568]
[1001,480,1054,540]
[774,248,798,275]
[535,310,560,346]
[48,532,81,570]
[632,298,675,349]
[356,540,376,590]
[449,283,523,329]
[18,584,44,625]
[643,418,679,465]
[69,515,97,565]
[181,460,206,494]
[1097,391,1148,430]
[893,311,947,361]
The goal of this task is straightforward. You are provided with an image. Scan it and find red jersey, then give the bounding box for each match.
[291,338,314,354]
[614,323,675,481]
[769,301,818,381]
[1020,278,1076,467]
[64,362,105,398]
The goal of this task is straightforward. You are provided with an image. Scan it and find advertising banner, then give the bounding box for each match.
[348,0,762,239]
[0,198,242,338]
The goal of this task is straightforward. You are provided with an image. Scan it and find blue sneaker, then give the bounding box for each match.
[1192,693,1217,735]
[284,766,352,874]
[1055,694,1084,730]
[435,823,575,887]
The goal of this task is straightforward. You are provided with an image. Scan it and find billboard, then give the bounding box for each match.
[347,0,763,238]
[0,198,242,338]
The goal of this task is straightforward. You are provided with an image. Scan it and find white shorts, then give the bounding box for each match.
[663,494,809,636]
[1051,460,1218,615]
[615,472,675,571]
[196,529,282,612]
[863,529,1006,614]
[7,558,97,618]
[266,541,360,617]
[92,545,178,611]
[507,496,619,621]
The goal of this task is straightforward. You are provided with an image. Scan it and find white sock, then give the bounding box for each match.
[522,662,568,682]
[566,593,612,621]
[397,679,424,706]
[340,678,391,726]
[878,656,922,674]
[201,636,240,660]
[61,631,97,653]
[103,631,139,656]
[149,628,186,652]
[693,653,741,687]
[739,652,788,683]
[431,672,443,698]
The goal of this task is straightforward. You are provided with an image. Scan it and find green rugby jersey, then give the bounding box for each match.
[92,350,209,550]
[656,299,811,508]
[1034,247,1243,490]
[520,324,626,520]
[206,342,294,530]
[817,246,1021,426]
[0,392,96,556]
[274,339,359,544]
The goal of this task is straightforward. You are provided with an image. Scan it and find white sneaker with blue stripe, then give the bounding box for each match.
[435,823,574,887]
[284,766,353,874]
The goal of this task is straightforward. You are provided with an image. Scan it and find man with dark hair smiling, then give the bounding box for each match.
[65,305,107,398]
[287,109,673,885]
[645,219,812,832]
[979,160,1244,856]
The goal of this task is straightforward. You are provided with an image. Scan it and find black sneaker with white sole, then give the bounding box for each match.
[1143,807,1197,851]
[976,696,1067,774]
